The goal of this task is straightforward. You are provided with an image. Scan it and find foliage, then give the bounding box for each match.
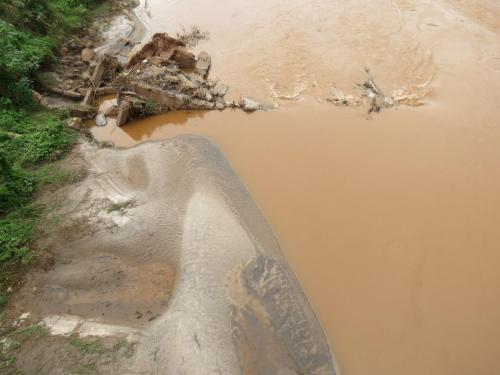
[0,0,104,35]
[0,323,48,370]
[0,0,105,305]
[0,208,38,263]
[0,20,54,102]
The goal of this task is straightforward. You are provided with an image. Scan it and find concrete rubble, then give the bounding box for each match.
[112,33,230,124]
[35,17,270,129]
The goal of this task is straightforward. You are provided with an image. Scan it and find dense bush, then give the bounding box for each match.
[0,0,102,34]
[0,0,106,301]
[0,20,54,102]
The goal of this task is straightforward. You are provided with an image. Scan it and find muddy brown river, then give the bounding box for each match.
[93,1,500,374]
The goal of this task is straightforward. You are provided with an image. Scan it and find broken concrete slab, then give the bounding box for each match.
[126,33,184,68]
[116,100,131,126]
[171,47,196,68]
[195,51,211,77]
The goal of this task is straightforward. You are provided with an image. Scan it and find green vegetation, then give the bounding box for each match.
[0,323,48,370]
[0,0,108,308]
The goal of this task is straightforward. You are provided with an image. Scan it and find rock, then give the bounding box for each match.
[240,97,272,112]
[104,105,119,117]
[211,83,228,97]
[116,100,131,126]
[69,104,97,119]
[81,48,95,63]
[67,38,84,51]
[13,312,31,327]
[39,95,75,110]
[95,114,107,127]
[32,90,43,103]
[195,51,211,77]
[215,98,228,110]
[58,46,69,57]
[178,74,198,91]
[185,99,215,110]
[172,47,197,68]
[67,117,83,130]
[99,97,118,116]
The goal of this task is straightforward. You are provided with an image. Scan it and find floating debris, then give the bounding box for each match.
[327,67,431,114]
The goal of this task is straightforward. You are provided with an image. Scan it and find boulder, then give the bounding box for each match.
[32,90,44,103]
[211,83,228,97]
[172,47,196,68]
[67,117,83,130]
[184,98,215,110]
[240,97,272,112]
[95,113,107,127]
[81,48,95,63]
[104,105,119,117]
[69,104,97,119]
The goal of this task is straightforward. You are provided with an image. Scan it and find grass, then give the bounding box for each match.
[0,320,135,373]
[0,324,48,371]
[69,335,136,372]
[69,335,110,356]
[69,335,136,357]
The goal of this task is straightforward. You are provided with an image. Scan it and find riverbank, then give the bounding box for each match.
[0,0,143,310]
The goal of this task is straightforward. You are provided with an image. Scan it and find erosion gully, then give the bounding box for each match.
[92,1,500,374]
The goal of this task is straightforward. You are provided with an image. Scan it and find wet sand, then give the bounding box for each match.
[93,1,500,374]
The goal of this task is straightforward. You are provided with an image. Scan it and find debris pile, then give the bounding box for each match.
[327,68,429,114]
[35,23,272,130]
[113,33,229,125]
[34,33,121,119]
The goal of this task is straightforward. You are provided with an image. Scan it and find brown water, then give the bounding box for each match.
[93,1,500,374]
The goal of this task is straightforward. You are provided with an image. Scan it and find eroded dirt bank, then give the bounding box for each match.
[91,1,500,375]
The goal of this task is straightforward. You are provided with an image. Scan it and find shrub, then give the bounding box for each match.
[0,0,106,308]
